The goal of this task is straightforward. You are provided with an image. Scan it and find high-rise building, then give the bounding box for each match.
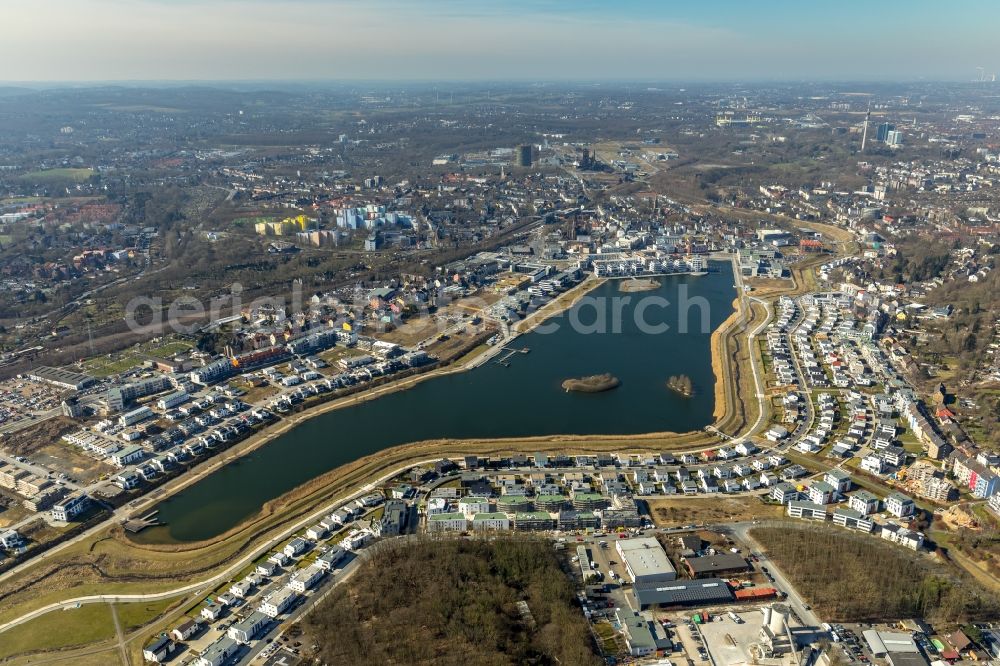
[886,130,903,146]
[517,144,533,167]
[876,122,895,143]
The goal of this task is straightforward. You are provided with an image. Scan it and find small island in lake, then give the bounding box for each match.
[562,373,621,393]
[666,374,694,397]
[619,278,660,293]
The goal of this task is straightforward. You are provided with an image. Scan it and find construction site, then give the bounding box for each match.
[696,605,806,666]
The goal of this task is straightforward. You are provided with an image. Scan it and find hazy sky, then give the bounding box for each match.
[3,0,998,82]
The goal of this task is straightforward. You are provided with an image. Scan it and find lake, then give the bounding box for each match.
[138,262,736,542]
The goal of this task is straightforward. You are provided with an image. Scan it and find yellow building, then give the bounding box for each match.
[255,215,314,236]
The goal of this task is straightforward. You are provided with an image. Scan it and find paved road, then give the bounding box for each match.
[0,456,441,636]
[724,521,820,627]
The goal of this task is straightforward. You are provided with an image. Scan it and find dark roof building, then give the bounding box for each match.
[684,552,750,578]
[632,577,734,610]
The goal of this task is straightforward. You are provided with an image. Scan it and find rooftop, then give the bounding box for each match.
[617,537,676,579]
[632,577,734,607]
[685,552,750,575]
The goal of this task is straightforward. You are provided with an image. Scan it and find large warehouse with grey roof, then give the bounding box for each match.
[615,537,677,584]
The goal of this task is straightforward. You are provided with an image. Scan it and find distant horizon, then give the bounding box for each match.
[0,78,995,88]
[4,1,999,82]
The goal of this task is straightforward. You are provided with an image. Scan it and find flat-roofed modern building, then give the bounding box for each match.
[832,507,875,533]
[227,611,269,644]
[787,500,828,520]
[684,552,750,578]
[616,537,676,584]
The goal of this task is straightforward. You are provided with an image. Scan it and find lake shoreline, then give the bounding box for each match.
[130,265,745,543]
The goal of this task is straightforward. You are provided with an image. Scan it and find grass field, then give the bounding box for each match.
[0,595,182,661]
[9,648,126,666]
[81,338,194,377]
[0,603,114,659]
[116,597,181,631]
[19,168,95,183]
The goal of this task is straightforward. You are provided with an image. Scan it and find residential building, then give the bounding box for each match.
[317,547,345,571]
[881,524,924,550]
[287,564,325,593]
[142,635,176,663]
[989,492,1000,517]
[471,512,510,531]
[427,512,468,532]
[787,500,828,521]
[885,492,915,518]
[825,468,852,494]
[512,512,555,531]
[200,603,223,622]
[170,619,201,642]
[258,588,298,618]
[50,493,90,521]
[832,508,875,532]
[282,537,310,558]
[110,445,145,468]
[374,499,407,537]
[807,481,836,505]
[770,482,799,504]
[194,636,238,666]
[849,490,880,515]
[861,455,885,475]
[227,611,269,644]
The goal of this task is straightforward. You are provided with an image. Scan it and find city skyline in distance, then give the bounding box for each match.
[3,0,1000,83]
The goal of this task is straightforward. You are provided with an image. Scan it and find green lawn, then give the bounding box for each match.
[81,338,194,377]
[82,355,145,377]
[19,168,95,183]
[115,597,181,631]
[0,603,114,659]
[0,595,185,660]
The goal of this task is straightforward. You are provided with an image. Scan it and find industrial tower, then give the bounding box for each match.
[860,99,871,153]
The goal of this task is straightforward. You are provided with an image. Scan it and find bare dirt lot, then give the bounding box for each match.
[30,441,112,484]
[647,495,784,527]
[1,416,78,457]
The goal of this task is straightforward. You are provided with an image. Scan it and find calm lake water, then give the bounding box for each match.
[138,263,736,542]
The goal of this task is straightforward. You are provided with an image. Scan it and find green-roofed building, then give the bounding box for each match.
[427,512,468,532]
[571,492,608,510]
[535,494,568,511]
[471,512,510,531]
[496,495,532,513]
[513,512,555,531]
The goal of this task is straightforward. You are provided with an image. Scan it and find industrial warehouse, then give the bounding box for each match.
[616,537,678,583]
[632,578,734,610]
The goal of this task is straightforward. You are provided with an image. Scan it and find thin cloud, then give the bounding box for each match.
[0,0,995,81]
